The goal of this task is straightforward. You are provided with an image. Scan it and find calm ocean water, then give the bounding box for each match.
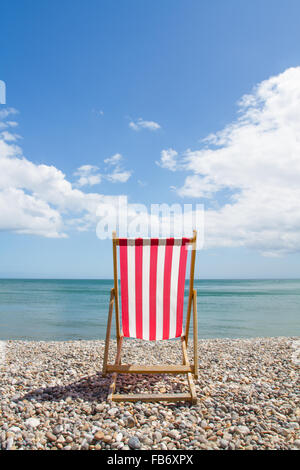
[0,279,299,341]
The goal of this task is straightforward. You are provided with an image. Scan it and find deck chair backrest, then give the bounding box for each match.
[117,238,191,341]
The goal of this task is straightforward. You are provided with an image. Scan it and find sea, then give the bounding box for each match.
[0,279,299,341]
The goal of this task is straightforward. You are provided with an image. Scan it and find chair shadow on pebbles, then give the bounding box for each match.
[19,372,189,405]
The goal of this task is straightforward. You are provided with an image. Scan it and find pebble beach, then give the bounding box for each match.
[0,337,299,450]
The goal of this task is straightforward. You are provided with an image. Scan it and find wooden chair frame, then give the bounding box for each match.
[102,230,198,403]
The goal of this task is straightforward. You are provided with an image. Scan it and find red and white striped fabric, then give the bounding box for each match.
[119,238,190,341]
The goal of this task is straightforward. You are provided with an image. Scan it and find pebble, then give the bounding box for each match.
[25,418,40,428]
[46,432,57,442]
[128,436,141,449]
[94,431,104,441]
[153,431,162,442]
[80,439,89,450]
[168,430,180,439]
[9,426,21,433]
[220,439,228,449]
[125,417,135,428]
[6,437,14,450]
[293,440,300,449]
[237,426,250,436]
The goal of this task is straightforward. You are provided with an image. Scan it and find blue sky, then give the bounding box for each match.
[1,0,300,278]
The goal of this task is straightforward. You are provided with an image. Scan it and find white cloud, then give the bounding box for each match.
[129,118,161,131]
[0,187,65,238]
[74,154,132,187]
[76,164,98,173]
[0,130,21,142]
[104,153,132,183]
[0,109,122,237]
[104,153,122,165]
[0,107,18,120]
[161,67,300,256]
[156,148,178,171]
[106,169,132,183]
[0,114,19,131]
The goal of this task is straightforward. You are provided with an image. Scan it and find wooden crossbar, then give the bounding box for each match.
[114,233,197,246]
[106,364,193,374]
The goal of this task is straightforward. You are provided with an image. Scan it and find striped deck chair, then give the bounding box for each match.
[102,230,198,403]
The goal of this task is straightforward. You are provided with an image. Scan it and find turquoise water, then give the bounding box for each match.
[0,279,299,340]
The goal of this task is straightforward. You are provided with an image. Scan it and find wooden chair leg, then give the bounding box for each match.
[181,336,197,404]
[102,288,115,377]
[108,336,123,401]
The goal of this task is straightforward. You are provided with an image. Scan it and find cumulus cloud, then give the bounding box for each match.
[161,67,300,256]
[0,109,122,237]
[104,153,132,183]
[106,169,132,183]
[73,154,132,187]
[74,165,101,187]
[129,118,161,131]
[0,187,65,238]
